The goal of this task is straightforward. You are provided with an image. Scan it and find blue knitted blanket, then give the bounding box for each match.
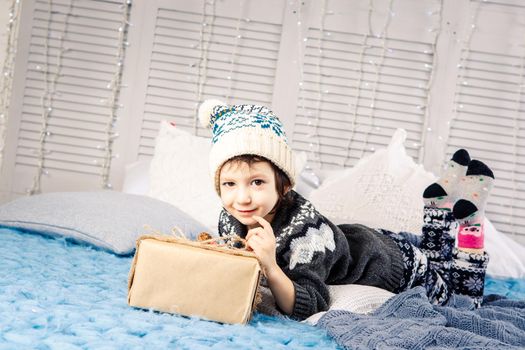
[317,286,525,349]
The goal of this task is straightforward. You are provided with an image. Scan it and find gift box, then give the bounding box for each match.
[128,234,262,324]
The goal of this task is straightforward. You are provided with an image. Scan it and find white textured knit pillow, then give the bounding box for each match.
[309,129,436,234]
[304,284,394,325]
[148,121,222,233]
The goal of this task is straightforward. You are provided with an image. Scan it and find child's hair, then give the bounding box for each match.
[220,154,292,208]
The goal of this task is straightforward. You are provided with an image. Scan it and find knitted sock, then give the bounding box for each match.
[452,159,495,252]
[451,249,489,308]
[420,207,455,263]
[418,208,455,305]
[423,149,470,209]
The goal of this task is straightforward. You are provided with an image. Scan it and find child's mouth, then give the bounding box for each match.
[237,209,256,215]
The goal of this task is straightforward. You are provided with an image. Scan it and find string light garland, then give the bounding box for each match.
[100,0,132,189]
[341,31,369,167]
[444,0,481,149]
[0,0,22,172]
[342,0,443,166]
[296,0,459,171]
[357,0,394,161]
[292,0,324,181]
[295,0,330,167]
[417,0,444,162]
[440,0,481,179]
[224,0,245,103]
[341,0,390,166]
[508,43,524,234]
[308,0,327,166]
[29,0,75,195]
[193,0,216,134]
[295,0,309,161]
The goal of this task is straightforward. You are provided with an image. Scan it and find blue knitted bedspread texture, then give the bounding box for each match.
[1,227,524,349]
[0,228,338,349]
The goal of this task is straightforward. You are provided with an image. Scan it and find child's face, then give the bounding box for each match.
[219,160,279,229]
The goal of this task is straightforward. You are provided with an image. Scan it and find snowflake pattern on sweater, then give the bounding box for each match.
[289,223,335,269]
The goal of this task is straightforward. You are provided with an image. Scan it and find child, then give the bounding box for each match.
[198,100,494,321]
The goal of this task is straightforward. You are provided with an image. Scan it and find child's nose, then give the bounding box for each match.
[236,187,251,203]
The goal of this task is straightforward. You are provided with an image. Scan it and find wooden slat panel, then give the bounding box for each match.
[137,3,284,157]
[12,0,127,187]
[35,0,124,23]
[293,22,433,168]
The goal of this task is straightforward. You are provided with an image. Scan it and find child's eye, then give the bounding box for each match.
[221,182,235,187]
[252,179,264,186]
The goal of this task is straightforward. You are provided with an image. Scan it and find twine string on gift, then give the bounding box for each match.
[198,233,248,250]
[170,226,188,240]
[142,225,248,251]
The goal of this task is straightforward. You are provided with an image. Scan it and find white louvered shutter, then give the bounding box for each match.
[446,0,525,243]
[2,0,524,246]
[124,0,285,160]
[1,0,129,197]
[292,0,441,168]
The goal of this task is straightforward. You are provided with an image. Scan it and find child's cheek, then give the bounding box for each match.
[221,191,235,208]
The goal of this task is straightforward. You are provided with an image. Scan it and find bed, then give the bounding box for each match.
[1,227,341,349]
[1,225,524,349]
[1,126,524,348]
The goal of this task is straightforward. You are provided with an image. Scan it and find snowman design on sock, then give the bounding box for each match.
[423,149,471,210]
[452,160,495,251]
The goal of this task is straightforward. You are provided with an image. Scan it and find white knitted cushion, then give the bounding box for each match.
[304,284,394,325]
[309,129,436,234]
[327,284,395,313]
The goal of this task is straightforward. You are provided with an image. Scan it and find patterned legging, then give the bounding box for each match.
[378,207,489,307]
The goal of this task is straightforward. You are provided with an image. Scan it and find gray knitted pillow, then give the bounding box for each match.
[0,191,208,255]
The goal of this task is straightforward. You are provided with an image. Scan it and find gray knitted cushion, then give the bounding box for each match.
[0,191,208,255]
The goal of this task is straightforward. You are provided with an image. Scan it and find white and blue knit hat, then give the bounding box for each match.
[198,99,296,193]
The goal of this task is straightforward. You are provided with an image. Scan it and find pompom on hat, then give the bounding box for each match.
[198,100,296,194]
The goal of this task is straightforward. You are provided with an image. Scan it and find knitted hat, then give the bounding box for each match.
[198,99,296,194]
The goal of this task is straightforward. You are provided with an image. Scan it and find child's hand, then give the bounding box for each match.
[245,215,277,273]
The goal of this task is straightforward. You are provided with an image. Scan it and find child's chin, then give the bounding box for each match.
[235,216,257,226]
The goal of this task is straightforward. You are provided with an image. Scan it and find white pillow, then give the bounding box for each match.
[148,121,222,233]
[122,159,151,195]
[294,152,321,198]
[304,284,394,325]
[484,218,525,278]
[0,191,208,255]
[309,129,436,234]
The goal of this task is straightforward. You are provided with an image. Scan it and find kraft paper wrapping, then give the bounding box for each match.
[128,235,261,324]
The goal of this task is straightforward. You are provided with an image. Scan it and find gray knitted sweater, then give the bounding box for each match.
[218,190,405,320]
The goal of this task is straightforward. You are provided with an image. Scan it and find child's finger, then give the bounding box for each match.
[246,235,263,252]
[246,227,265,241]
[252,215,273,236]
